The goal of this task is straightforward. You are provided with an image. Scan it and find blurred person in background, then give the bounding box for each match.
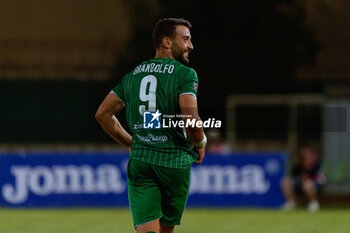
[281,144,326,212]
[206,129,231,154]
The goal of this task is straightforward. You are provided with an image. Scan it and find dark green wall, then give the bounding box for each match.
[0,80,125,143]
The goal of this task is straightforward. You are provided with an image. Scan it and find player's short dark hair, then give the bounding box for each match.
[152,18,192,49]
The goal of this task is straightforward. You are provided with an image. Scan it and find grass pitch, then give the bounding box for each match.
[0,208,349,233]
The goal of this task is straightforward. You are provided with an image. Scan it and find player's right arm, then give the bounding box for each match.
[95,93,132,149]
[179,94,206,165]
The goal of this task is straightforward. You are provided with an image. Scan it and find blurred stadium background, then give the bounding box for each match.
[1,0,350,232]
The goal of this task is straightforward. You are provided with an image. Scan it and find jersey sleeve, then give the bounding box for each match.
[110,74,128,105]
[179,68,199,98]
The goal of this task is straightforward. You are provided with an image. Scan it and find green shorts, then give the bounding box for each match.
[127,159,191,227]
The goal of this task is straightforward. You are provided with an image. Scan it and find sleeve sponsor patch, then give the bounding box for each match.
[193,82,198,92]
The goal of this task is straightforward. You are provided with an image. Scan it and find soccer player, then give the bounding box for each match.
[95,18,206,233]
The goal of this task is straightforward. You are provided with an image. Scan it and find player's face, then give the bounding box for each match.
[171,25,193,64]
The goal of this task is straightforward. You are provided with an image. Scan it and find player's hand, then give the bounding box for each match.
[194,146,205,165]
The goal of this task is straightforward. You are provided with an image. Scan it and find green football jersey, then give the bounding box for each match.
[112,58,199,168]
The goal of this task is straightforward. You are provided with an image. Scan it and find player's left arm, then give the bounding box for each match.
[179,68,206,165]
[95,93,132,149]
[179,94,206,165]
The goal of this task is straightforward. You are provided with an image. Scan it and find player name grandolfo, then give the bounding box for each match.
[162,118,221,128]
[133,63,175,75]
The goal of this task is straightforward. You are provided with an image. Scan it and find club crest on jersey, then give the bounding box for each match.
[143,110,162,129]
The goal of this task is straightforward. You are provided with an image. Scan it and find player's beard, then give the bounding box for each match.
[171,42,190,64]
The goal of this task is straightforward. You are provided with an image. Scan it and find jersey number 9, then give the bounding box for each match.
[139,75,157,116]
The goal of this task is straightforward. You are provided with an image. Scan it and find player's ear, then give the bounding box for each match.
[162,36,172,49]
